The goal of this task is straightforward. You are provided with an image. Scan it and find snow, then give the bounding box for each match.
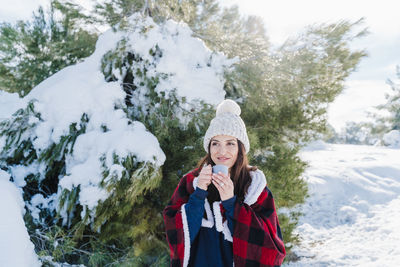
[0,91,27,120]
[285,142,400,266]
[0,170,41,267]
[123,15,231,105]
[383,130,400,147]
[27,193,57,221]
[9,163,45,187]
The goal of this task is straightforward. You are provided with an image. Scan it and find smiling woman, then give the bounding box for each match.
[163,99,286,267]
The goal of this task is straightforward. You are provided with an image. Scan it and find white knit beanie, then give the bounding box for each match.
[203,99,250,153]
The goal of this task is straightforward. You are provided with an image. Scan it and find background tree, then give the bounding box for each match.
[0,0,97,96]
[377,66,400,130]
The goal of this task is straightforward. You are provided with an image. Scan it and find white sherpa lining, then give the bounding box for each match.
[213,201,224,232]
[202,199,214,228]
[193,177,199,190]
[244,169,267,205]
[213,201,233,242]
[222,220,233,242]
[181,204,190,267]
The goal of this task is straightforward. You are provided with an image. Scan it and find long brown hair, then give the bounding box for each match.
[193,139,257,203]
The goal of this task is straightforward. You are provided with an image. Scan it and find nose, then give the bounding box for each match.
[218,144,227,154]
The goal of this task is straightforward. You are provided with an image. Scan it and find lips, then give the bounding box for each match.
[217,157,230,161]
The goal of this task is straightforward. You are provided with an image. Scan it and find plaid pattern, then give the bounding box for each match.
[163,170,286,267]
[233,186,286,266]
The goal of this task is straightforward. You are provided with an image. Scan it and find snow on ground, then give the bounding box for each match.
[0,170,40,267]
[285,142,400,267]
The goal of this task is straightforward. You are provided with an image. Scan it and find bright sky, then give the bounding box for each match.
[1,0,399,131]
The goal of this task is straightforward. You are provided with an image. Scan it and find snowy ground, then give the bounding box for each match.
[285,142,400,267]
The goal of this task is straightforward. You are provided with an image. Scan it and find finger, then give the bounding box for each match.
[212,174,222,184]
[217,172,229,180]
[212,175,227,189]
[200,167,212,175]
[204,164,212,172]
[212,179,223,191]
[199,176,212,183]
[213,173,230,184]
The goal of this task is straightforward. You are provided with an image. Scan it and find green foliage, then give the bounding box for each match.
[29,223,142,266]
[0,101,40,165]
[260,145,308,209]
[0,0,97,96]
[95,154,163,245]
[33,225,77,263]
[94,0,202,29]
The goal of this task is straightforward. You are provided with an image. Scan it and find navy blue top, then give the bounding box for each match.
[184,187,236,267]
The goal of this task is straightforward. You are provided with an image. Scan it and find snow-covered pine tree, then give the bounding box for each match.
[0,12,233,265]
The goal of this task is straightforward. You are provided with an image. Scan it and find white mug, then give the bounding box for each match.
[212,164,228,175]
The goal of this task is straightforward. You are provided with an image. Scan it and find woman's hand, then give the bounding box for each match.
[212,172,234,201]
[197,164,212,190]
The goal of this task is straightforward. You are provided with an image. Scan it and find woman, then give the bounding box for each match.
[163,100,286,267]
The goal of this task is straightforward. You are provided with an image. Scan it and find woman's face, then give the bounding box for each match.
[210,135,239,169]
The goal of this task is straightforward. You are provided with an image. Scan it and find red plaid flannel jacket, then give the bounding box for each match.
[163,169,286,267]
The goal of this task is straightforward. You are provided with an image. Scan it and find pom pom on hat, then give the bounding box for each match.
[216,99,241,116]
[203,99,250,153]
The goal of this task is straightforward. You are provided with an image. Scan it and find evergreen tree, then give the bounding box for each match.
[378,66,400,130]
[0,0,97,96]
